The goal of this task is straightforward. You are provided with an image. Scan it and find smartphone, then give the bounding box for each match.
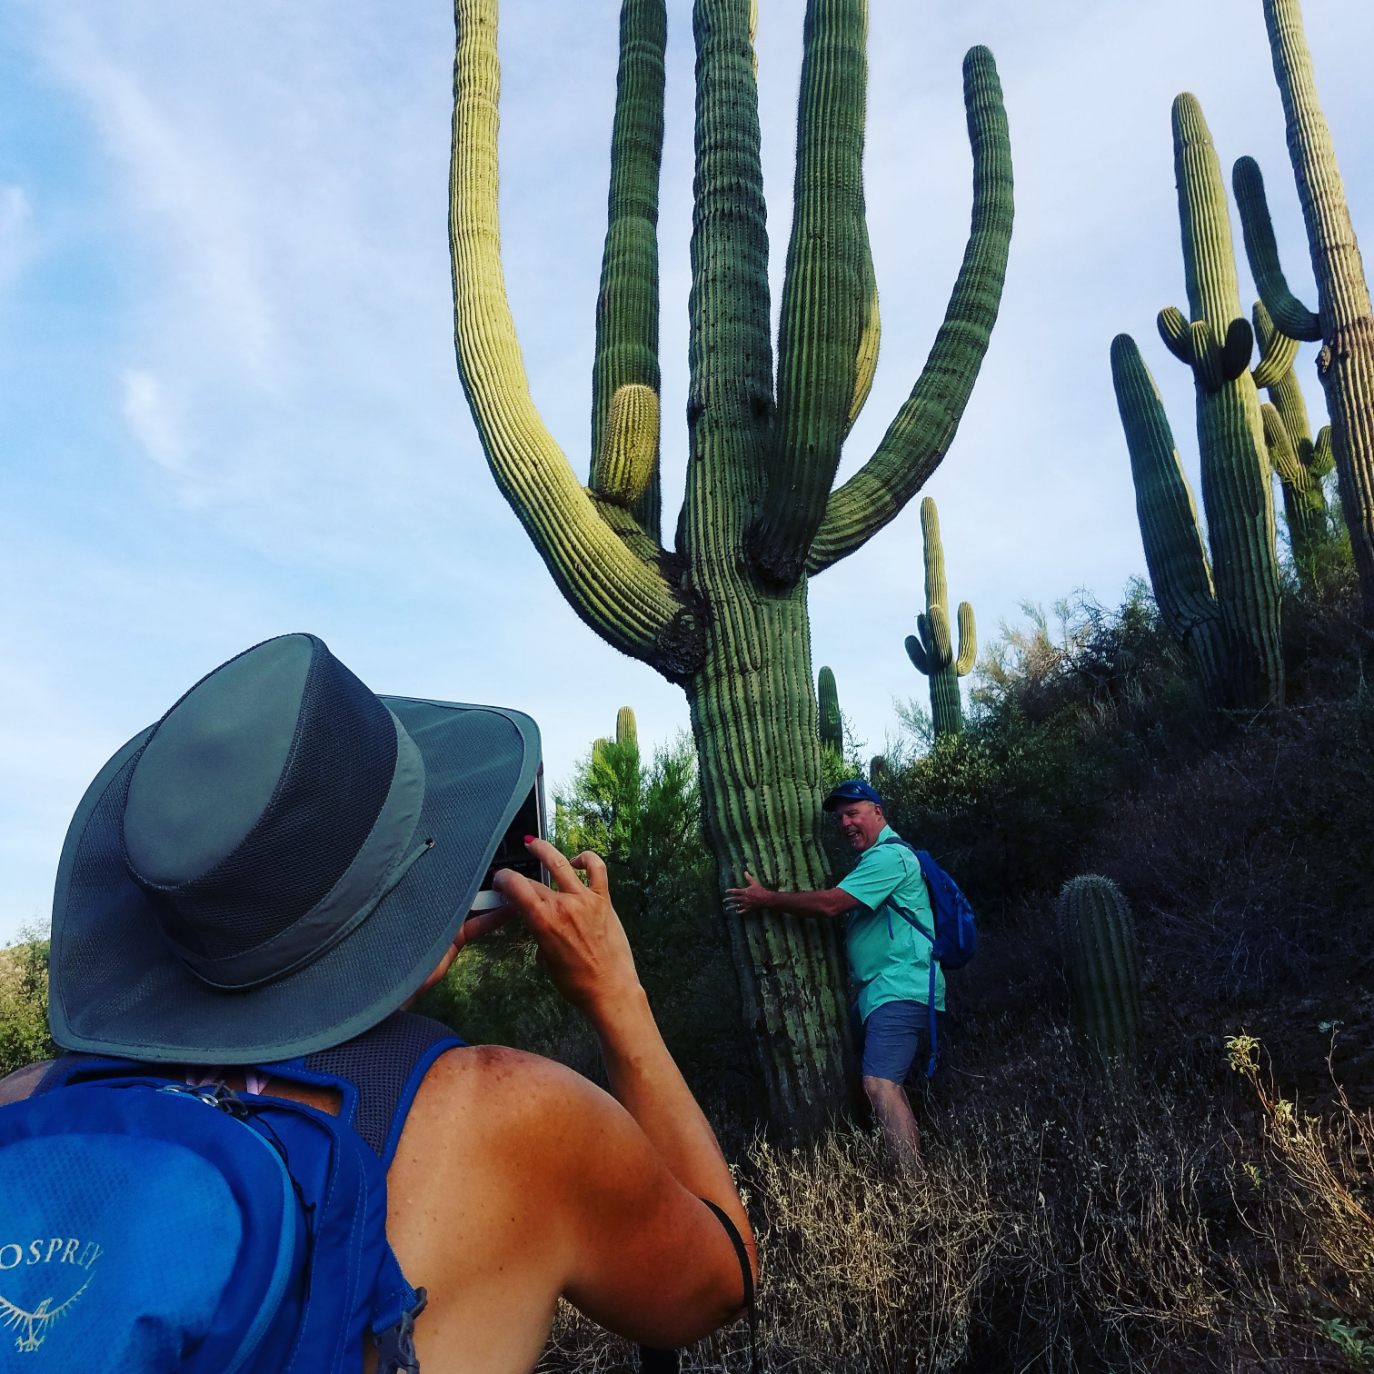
[468,762,549,912]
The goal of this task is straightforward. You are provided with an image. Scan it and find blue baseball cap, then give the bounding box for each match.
[822,779,883,811]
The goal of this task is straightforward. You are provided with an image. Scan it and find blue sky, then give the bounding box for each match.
[3,1,1372,940]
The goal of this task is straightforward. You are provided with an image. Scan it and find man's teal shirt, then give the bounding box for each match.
[837,825,945,1021]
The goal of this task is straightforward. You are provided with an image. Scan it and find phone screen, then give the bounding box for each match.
[468,764,548,912]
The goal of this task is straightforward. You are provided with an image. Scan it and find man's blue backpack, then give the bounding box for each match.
[879,838,978,1076]
[0,1013,459,1372]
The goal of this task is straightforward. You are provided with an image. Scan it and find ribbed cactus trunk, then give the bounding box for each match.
[449,0,1012,1137]
[904,496,975,737]
[1235,0,1374,623]
[1056,875,1140,1068]
[1157,95,1283,710]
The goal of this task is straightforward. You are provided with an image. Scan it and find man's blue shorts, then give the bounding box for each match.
[853,999,944,1083]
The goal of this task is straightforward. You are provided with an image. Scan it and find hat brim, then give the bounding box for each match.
[48,695,540,1064]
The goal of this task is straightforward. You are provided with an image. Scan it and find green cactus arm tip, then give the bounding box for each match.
[1261,402,1311,490]
[615,705,639,752]
[804,42,1013,577]
[1157,306,1194,365]
[954,600,977,675]
[1312,424,1334,478]
[905,632,931,675]
[920,496,949,611]
[1232,156,1322,343]
[1221,317,1255,382]
[592,383,661,507]
[1250,299,1300,388]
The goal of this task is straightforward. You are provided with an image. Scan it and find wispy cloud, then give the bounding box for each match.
[0,185,35,296]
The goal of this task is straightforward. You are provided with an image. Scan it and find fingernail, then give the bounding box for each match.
[523,834,536,844]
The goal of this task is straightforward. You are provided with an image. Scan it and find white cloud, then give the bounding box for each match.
[121,367,187,473]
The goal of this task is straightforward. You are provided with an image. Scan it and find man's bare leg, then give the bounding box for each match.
[863,1075,921,1170]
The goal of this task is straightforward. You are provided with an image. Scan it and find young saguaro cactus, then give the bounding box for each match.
[449,0,1013,1134]
[817,666,843,758]
[1142,94,1283,710]
[1056,875,1141,1067]
[1233,0,1374,624]
[904,497,975,737]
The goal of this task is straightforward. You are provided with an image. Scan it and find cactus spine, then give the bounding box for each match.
[1056,875,1140,1067]
[817,667,843,758]
[904,496,975,737]
[450,0,1013,1135]
[1117,95,1282,710]
[1234,0,1374,623]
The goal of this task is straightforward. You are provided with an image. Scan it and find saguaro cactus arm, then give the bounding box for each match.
[748,0,868,585]
[451,0,704,679]
[1250,300,1301,389]
[805,45,1013,577]
[1262,402,1312,491]
[591,0,667,538]
[1110,334,1220,648]
[1233,157,1322,343]
[954,601,977,675]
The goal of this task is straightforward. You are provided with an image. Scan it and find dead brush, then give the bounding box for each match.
[1227,1032,1374,1320]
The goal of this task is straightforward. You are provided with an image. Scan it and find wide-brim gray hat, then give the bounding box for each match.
[48,633,540,1064]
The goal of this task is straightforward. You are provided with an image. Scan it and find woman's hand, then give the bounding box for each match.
[492,838,642,1019]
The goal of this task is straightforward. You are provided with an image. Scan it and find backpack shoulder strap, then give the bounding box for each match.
[297,1012,466,1165]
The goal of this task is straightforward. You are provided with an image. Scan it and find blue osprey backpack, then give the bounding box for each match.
[0,1012,460,1372]
[878,837,978,1076]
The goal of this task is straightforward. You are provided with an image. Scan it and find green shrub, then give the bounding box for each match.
[0,934,53,1076]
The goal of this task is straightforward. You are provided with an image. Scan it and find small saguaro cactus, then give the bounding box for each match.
[1233,0,1374,624]
[904,497,976,738]
[817,667,843,758]
[1056,874,1141,1067]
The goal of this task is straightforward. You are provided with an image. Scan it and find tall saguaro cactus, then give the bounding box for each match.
[1233,0,1374,624]
[450,0,1013,1134]
[1118,94,1282,711]
[904,496,975,737]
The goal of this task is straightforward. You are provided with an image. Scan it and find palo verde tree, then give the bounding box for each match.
[449,0,1013,1134]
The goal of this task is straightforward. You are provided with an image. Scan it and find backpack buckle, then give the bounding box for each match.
[375,1287,427,1374]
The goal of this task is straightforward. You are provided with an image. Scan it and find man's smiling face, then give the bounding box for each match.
[833,800,885,853]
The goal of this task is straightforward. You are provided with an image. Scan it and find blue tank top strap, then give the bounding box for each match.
[297,1011,466,1164]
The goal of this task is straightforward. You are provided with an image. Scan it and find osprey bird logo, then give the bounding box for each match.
[0,1277,91,1353]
